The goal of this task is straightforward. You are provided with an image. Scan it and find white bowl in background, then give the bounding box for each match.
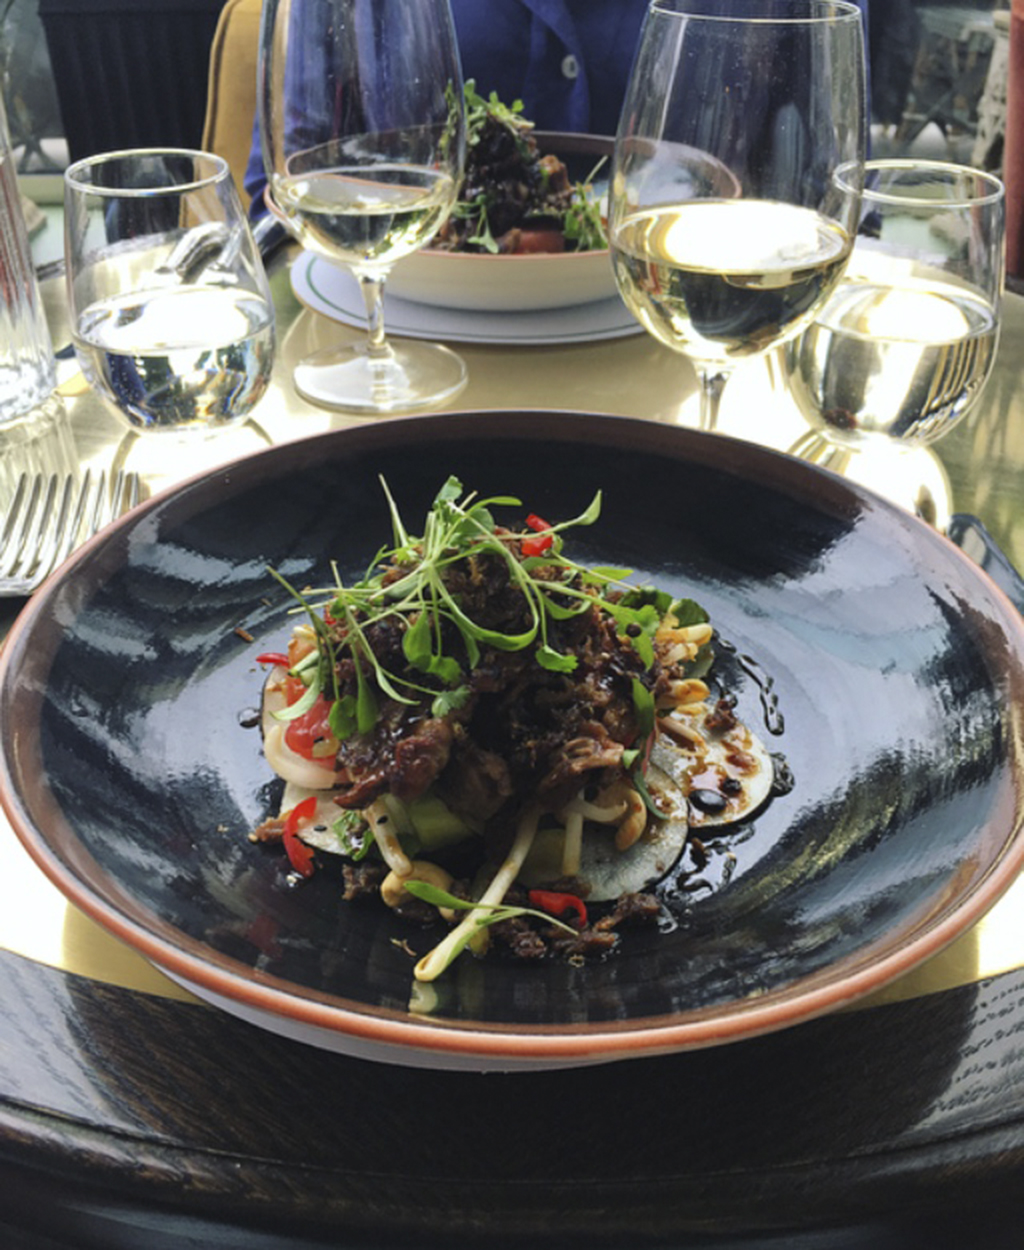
[389,132,616,312]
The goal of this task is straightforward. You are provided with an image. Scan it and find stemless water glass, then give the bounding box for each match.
[0,93,57,426]
[784,160,1005,455]
[64,149,275,436]
[259,0,467,414]
[609,0,866,432]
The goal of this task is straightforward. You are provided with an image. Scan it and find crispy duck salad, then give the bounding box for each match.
[251,479,774,981]
[429,81,607,255]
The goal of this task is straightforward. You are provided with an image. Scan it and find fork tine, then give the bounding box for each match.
[0,473,32,557]
[48,470,97,573]
[0,474,59,583]
[0,468,144,596]
[96,470,121,527]
[0,475,33,580]
[99,471,142,529]
[28,474,78,581]
[124,471,142,511]
[85,470,108,535]
[0,473,44,579]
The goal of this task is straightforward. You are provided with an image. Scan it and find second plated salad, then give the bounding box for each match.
[429,81,607,256]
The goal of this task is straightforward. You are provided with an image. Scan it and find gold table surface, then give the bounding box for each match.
[2,228,1024,1014]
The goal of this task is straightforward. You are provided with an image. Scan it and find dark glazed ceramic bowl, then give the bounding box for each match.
[3,411,1024,1070]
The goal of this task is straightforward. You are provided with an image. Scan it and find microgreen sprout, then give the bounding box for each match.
[267,477,712,762]
[333,809,372,859]
[463,79,531,145]
[563,157,609,251]
[404,879,579,936]
[270,477,630,736]
[403,879,580,980]
[454,80,605,253]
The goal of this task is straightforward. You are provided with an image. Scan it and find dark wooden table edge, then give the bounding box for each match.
[4,949,1024,1247]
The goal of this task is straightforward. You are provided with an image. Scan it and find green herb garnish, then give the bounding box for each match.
[270,476,673,741]
[404,879,578,935]
[451,80,607,253]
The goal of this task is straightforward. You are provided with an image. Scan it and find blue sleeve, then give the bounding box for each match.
[244,112,268,220]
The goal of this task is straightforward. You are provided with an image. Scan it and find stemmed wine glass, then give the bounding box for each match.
[608,0,866,432]
[783,159,1004,524]
[259,0,467,413]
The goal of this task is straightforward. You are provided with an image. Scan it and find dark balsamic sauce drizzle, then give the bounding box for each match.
[654,634,795,916]
[716,637,785,736]
[770,752,796,797]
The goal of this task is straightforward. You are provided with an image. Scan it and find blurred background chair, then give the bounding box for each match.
[38,0,226,164]
[889,2,1001,155]
[201,0,260,212]
[1,0,64,170]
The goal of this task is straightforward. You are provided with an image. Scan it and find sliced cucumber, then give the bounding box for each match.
[407,794,476,850]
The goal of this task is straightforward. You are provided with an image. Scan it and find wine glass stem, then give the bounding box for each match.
[357,273,394,362]
[696,366,729,432]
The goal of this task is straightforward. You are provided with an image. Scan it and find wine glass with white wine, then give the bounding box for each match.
[783,159,1004,523]
[609,0,866,432]
[259,0,467,413]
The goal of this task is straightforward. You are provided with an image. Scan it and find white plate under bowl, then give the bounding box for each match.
[291,250,640,346]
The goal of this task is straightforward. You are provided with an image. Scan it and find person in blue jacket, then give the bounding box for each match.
[244,0,650,214]
[244,0,869,216]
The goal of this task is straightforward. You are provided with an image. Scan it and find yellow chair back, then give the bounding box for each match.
[202,0,262,212]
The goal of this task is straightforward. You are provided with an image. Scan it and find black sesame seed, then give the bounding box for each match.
[691,788,728,815]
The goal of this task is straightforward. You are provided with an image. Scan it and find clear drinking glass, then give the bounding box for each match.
[784,160,1005,456]
[0,93,56,425]
[608,0,866,432]
[258,0,467,413]
[63,148,275,436]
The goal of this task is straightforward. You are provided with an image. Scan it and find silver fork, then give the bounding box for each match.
[0,470,142,596]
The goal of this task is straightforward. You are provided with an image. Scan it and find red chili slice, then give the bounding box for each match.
[284,695,339,765]
[255,652,291,666]
[282,795,318,877]
[528,889,587,928]
[522,513,554,557]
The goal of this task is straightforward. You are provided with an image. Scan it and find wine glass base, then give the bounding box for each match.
[293,340,468,414]
[788,431,953,531]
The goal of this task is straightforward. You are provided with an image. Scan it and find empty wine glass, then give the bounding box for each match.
[608,0,866,432]
[259,0,467,413]
[64,149,275,438]
[784,159,1004,462]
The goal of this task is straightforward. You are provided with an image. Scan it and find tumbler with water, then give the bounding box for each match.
[0,94,56,425]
